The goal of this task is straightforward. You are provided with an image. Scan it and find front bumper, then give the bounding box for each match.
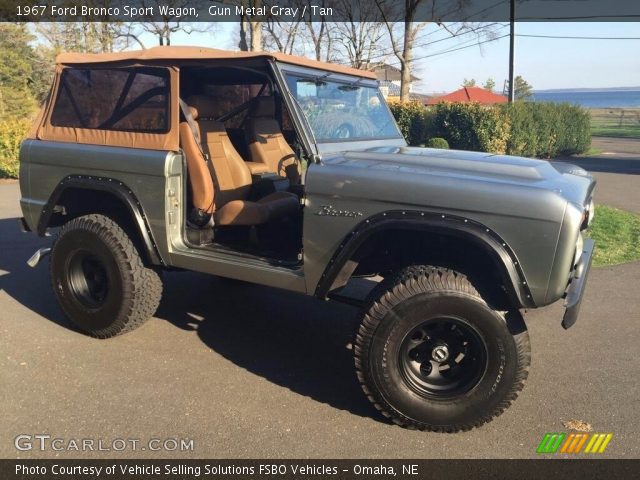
[561,238,595,329]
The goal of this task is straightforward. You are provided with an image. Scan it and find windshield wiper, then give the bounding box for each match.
[314,72,333,84]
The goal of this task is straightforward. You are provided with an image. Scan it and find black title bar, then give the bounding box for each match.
[1,0,640,23]
[4,459,640,480]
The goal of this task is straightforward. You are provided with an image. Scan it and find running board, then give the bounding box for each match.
[327,291,366,308]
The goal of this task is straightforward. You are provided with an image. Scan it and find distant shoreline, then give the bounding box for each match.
[532,90,640,109]
[534,87,640,94]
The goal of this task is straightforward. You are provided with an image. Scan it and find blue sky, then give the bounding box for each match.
[139,22,640,93]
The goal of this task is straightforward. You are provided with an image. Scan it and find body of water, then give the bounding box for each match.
[532,90,640,108]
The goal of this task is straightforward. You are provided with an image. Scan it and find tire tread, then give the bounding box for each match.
[51,214,162,338]
[355,265,530,432]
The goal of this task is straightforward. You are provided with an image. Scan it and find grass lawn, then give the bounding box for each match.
[590,108,640,139]
[588,205,640,267]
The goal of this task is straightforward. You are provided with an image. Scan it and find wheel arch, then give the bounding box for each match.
[314,210,534,310]
[38,175,163,266]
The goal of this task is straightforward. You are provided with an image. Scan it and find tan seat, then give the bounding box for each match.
[180,95,299,227]
[245,96,300,183]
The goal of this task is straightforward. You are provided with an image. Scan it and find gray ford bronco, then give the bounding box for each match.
[19,46,596,432]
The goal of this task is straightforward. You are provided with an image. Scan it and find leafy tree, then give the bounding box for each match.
[505,76,533,101]
[514,76,533,100]
[483,78,496,91]
[462,78,476,87]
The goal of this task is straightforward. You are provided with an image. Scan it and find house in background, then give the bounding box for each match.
[369,63,430,103]
[426,86,507,105]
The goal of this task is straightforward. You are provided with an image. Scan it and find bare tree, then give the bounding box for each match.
[249,0,263,51]
[233,0,264,51]
[36,21,144,54]
[138,0,210,46]
[334,0,386,69]
[374,1,495,102]
[36,0,146,53]
[263,17,304,55]
[301,0,335,62]
[374,0,433,102]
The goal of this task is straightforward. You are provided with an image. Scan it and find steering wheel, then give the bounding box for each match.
[334,122,355,139]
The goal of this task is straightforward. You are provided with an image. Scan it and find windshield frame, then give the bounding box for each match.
[275,63,406,154]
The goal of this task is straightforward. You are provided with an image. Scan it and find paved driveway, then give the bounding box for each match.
[555,137,640,213]
[1,180,639,459]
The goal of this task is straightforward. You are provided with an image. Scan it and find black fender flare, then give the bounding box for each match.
[37,175,163,265]
[314,210,535,309]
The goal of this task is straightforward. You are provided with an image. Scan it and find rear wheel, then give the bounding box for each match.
[355,265,530,431]
[50,214,162,338]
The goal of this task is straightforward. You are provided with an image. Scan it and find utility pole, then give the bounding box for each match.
[508,0,516,102]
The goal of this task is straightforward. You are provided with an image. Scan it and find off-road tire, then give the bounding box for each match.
[50,214,162,338]
[355,265,530,432]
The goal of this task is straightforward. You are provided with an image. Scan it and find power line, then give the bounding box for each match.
[411,34,510,62]
[517,15,640,20]
[365,22,508,62]
[363,0,510,62]
[517,34,640,40]
[365,30,640,68]
[362,29,510,69]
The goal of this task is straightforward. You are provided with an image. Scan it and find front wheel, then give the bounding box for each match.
[354,266,530,432]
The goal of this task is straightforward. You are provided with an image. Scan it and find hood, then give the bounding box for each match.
[321,146,596,208]
[306,146,597,225]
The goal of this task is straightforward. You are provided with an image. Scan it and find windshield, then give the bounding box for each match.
[285,73,402,143]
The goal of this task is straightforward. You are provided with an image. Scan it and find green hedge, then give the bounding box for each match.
[0,118,30,178]
[389,101,591,158]
[425,137,449,149]
[430,102,511,154]
[502,102,591,157]
[387,101,433,147]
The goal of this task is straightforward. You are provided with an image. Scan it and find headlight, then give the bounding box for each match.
[581,198,595,230]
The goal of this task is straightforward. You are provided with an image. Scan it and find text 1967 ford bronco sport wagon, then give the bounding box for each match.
[19,46,596,432]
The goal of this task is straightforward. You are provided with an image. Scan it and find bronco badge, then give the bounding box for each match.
[316,205,363,218]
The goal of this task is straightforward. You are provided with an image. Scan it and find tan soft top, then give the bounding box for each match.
[56,46,377,80]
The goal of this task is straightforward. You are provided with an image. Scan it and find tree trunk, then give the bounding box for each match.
[248,0,262,51]
[238,17,249,51]
[250,21,262,51]
[400,60,411,102]
[400,19,413,102]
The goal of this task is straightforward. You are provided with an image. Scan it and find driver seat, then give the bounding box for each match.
[244,96,300,183]
[180,95,299,227]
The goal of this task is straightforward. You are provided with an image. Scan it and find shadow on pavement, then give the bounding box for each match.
[553,156,640,175]
[0,216,385,423]
[0,217,72,330]
[154,270,385,422]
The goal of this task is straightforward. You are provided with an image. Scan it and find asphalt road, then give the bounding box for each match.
[1,179,639,459]
[555,137,640,175]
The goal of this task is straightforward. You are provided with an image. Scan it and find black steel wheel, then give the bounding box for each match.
[355,265,530,432]
[66,250,111,308]
[399,317,488,400]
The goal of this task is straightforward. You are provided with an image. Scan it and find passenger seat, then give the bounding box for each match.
[180,95,299,227]
[244,96,301,183]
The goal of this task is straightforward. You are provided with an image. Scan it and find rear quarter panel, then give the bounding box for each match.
[19,140,173,259]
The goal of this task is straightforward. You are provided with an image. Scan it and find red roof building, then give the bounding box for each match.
[426,87,507,105]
